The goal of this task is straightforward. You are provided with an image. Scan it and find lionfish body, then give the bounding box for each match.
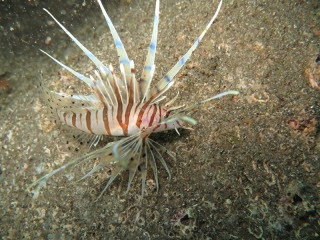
[29,0,238,198]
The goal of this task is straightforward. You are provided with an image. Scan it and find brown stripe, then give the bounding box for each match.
[86,109,94,134]
[63,112,67,123]
[91,84,107,107]
[71,113,76,128]
[134,103,141,114]
[142,134,150,142]
[124,102,134,136]
[112,75,127,134]
[148,105,158,127]
[103,107,111,135]
[176,121,183,127]
[158,106,162,123]
[128,71,135,105]
[150,107,161,131]
[136,100,152,128]
[122,70,138,135]
[116,100,125,133]
[152,124,161,132]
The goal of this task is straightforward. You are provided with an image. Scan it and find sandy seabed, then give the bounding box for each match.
[0,0,319,239]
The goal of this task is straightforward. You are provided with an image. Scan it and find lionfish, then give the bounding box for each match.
[28,0,238,199]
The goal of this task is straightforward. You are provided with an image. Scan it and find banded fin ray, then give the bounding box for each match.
[172,90,239,120]
[140,0,160,102]
[40,50,94,87]
[97,0,132,86]
[150,0,223,99]
[41,48,118,107]
[26,141,116,200]
[160,90,239,126]
[41,9,122,107]
[42,8,112,85]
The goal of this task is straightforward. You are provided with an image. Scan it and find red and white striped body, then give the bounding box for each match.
[56,103,181,136]
[28,0,238,198]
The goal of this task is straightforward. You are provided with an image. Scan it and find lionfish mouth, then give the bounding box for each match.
[27,0,239,200]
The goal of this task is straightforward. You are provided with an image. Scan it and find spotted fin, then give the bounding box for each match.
[39,83,102,113]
